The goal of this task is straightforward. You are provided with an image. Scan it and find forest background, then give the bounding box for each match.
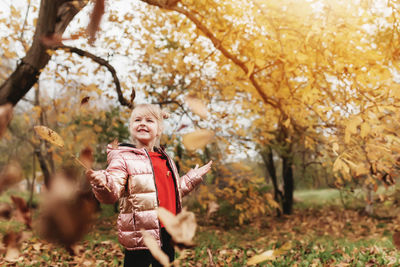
[1,0,400,265]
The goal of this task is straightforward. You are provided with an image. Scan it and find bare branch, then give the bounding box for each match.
[56,45,134,109]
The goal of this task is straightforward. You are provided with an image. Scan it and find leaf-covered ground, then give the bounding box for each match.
[1,205,399,266]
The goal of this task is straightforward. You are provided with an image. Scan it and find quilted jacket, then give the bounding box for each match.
[91,143,203,250]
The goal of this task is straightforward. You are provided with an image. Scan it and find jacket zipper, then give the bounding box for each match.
[143,149,163,245]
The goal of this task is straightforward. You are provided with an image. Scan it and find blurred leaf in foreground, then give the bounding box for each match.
[182,130,214,151]
[158,207,196,247]
[0,161,23,193]
[10,195,32,229]
[141,230,170,267]
[35,171,98,252]
[0,103,13,138]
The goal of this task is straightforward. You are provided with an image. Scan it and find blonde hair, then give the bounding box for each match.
[129,104,169,146]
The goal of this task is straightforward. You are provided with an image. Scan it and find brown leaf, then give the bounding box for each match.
[80,96,90,105]
[79,147,94,170]
[141,230,170,266]
[0,103,13,138]
[87,0,105,45]
[182,129,214,151]
[40,33,64,47]
[34,126,65,148]
[157,207,197,247]
[0,161,23,193]
[35,172,98,249]
[10,195,32,229]
[184,96,208,119]
[3,232,22,262]
[207,201,219,217]
[0,203,12,219]
[393,232,400,249]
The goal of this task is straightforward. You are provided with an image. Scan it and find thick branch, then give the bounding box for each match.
[56,45,134,108]
[0,0,87,105]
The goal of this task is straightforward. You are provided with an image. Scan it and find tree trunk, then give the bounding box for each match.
[282,155,294,214]
[0,0,86,105]
[260,146,283,216]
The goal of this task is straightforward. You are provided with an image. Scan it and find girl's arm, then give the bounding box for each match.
[179,161,212,197]
[87,154,128,204]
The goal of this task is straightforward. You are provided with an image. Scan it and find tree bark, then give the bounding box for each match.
[0,0,87,105]
[282,155,294,214]
[260,146,283,216]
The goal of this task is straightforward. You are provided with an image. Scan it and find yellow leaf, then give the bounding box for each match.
[184,96,208,119]
[247,250,275,265]
[360,122,370,138]
[182,129,214,151]
[34,126,64,148]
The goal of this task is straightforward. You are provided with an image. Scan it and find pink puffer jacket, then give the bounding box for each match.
[91,143,203,250]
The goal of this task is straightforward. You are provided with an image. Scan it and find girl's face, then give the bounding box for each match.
[131,113,159,146]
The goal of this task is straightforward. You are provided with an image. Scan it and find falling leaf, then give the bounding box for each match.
[3,232,22,262]
[0,203,12,219]
[11,196,32,229]
[111,138,119,149]
[87,0,105,45]
[35,172,98,249]
[0,161,23,192]
[184,96,208,119]
[80,96,90,105]
[0,103,13,138]
[34,126,65,148]
[247,250,275,265]
[393,232,400,249]
[141,230,170,267]
[182,129,214,151]
[79,147,94,170]
[207,201,219,217]
[40,33,64,47]
[157,207,197,247]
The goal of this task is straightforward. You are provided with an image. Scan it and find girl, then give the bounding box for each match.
[86,104,212,267]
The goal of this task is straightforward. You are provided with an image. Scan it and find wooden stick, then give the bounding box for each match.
[73,157,111,192]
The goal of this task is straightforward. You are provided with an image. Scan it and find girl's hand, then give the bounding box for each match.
[86,169,107,187]
[193,160,213,177]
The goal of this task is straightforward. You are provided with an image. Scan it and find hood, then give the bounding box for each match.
[106,143,146,164]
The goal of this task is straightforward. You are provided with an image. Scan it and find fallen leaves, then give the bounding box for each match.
[247,249,275,265]
[182,129,214,151]
[0,103,13,138]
